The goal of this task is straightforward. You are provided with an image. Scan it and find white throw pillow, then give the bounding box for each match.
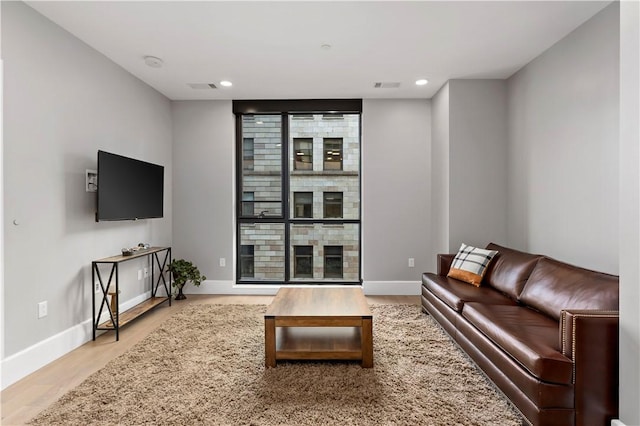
[447,243,498,287]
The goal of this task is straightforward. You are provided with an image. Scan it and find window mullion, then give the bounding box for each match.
[235,114,244,281]
[282,112,290,283]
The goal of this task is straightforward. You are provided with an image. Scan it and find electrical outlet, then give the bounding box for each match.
[85,169,97,192]
[143,267,149,278]
[38,301,48,319]
[137,269,143,280]
[95,281,101,293]
[219,258,226,267]
[408,258,415,268]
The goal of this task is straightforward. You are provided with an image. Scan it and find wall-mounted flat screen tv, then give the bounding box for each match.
[96,150,164,221]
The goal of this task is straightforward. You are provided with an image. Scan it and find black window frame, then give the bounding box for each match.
[234,99,362,285]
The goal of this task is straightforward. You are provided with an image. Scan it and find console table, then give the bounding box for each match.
[92,246,171,341]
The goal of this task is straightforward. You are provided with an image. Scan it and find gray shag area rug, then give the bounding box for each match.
[29,304,523,425]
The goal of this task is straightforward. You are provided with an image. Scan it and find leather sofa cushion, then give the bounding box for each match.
[422,273,516,313]
[483,243,543,300]
[519,257,619,321]
[462,302,573,385]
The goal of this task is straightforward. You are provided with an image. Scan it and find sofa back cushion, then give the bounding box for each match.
[483,243,543,300]
[519,257,619,320]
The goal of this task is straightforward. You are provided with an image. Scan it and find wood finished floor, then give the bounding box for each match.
[0,294,419,425]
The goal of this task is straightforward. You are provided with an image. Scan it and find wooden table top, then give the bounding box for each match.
[93,246,170,263]
[265,287,372,318]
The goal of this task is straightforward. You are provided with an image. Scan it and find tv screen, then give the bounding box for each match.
[96,150,164,221]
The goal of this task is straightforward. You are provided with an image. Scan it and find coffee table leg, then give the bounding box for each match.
[265,317,276,367]
[361,317,373,368]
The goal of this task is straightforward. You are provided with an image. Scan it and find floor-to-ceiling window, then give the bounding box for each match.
[234,100,362,284]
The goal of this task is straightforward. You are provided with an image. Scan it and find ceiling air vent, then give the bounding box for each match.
[188,83,217,90]
[374,82,401,89]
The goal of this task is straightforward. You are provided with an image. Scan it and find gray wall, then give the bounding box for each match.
[171,101,234,280]
[506,3,619,274]
[362,99,432,280]
[619,1,640,423]
[2,1,172,357]
[430,83,450,255]
[430,80,509,254]
[448,80,508,251]
[172,99,434,284]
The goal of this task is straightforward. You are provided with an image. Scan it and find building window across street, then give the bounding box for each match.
[323,138,343,170]
[294,138,313,170]
[294,192,313,218]
[324,246,343,278]
[240,245,255,278]
[242,192,255,217]
[294,246,313,278]
[243,138,254,170]
[323,192,343,218]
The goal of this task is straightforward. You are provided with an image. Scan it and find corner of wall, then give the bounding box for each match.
[430,82,450,254]
[618,1,640,424]
[1,58,5,362]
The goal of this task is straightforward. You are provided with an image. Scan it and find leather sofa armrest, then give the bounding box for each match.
[437,254,456,276]
[560,309,619,425]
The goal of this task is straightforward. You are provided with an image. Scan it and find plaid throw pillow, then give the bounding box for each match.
[447,243,498,287]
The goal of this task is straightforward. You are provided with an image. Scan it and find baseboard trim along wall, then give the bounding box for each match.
[362,281,421,295]
[2,280,421,389]
[186,280,422,296]
[611,420,626,426]
[1,291,151,390]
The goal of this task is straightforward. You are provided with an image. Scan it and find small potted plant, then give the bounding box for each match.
[167,259,206,300]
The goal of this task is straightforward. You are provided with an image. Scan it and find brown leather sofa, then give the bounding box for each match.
[421,243,619,426]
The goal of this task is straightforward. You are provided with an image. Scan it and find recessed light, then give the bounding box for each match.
[143,55,163,68]
[220,80,233,87]
[415,79,428,86]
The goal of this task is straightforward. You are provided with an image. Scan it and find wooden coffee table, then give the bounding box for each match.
[264,287,373,368]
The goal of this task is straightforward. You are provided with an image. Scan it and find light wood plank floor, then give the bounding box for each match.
[1,294,419,425]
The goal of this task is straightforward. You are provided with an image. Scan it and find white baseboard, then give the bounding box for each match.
[362,281,421,295]
[185,280,280,295]
[1,317,92,391]
[611,420,627,426]
[1,291,151,390]
[184,280,421,296]
[2,280,419,390]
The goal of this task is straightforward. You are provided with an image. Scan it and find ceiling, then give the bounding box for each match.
[26,1,611,101]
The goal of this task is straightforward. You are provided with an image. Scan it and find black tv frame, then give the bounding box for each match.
[96,150,164,222]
